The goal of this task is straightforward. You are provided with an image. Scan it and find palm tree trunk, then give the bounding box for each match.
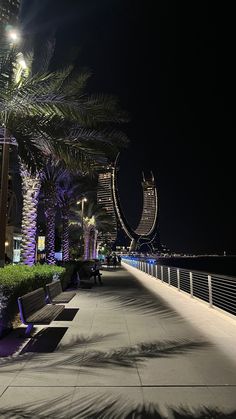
[83,225,91,260]
[45,205,56,265]
[62,211,69,262]
[20,164,41,266]
[88,229,94,259]
[92,229,98,259]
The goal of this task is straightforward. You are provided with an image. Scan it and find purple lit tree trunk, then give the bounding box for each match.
[62,210,69,262]
[89,229,94,259]
[83,223,92,260]
[20,164,41,266]
[92,229,98,259]
[45,206,56,265]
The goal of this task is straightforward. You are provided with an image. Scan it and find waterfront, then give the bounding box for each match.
[158,256,236,278]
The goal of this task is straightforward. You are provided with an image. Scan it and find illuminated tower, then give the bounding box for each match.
[97,168,117,243]
[134,172,158,237]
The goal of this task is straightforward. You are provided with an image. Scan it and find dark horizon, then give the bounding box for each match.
[20,0,235,255]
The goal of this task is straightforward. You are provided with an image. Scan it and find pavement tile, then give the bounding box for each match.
[0,387,7,398]
[142,386,236,418]
[69,386,143,418]
[0,386,74,418]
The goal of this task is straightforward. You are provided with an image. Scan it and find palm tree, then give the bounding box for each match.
[40,163,63,265]
[20,163,41,265]
[57,173,97,262]
[71,199,114,260]
[0,50,129,265]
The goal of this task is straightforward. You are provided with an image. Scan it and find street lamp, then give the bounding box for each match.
[76,197,87,231]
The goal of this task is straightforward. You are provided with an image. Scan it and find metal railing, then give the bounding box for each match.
[122,257,236,316]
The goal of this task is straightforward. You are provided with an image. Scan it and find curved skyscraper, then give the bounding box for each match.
[97,157,158,251]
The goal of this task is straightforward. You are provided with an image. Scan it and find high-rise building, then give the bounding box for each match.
[134,173,158,237]
[97,169,117,243]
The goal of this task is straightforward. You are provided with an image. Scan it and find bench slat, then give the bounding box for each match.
[50,291,76,303]
[46,281,76,304]
[47,281,62,299]
[26,304,65,324]
[18,288,46,321]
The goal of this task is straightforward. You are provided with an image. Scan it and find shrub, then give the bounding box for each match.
[0,264,65,338]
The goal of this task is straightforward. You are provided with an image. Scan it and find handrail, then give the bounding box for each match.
[122,257,236,316]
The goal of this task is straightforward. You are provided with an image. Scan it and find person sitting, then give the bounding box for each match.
[90,261,103,285]
[112,254,117,268]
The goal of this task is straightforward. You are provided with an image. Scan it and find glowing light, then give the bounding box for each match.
[18,57,27,69]
[5,241,9,247]
[8,29,20,43]
[77,197,87,204]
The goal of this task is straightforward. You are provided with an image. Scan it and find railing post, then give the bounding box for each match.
[161,266,163,282]
[168,267,171,285]
[190,272,193,297]
[177,268,180,291]
[208,275,213,307]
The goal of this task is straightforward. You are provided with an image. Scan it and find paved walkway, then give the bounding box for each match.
[0,265,236,418]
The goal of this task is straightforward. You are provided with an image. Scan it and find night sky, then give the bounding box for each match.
[21,0,235,254]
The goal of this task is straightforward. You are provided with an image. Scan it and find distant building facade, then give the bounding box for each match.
[134,173,158,237]
[97,169,117,244]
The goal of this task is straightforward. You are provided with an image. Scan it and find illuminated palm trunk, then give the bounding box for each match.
[92,229,98,259]
[62,210,69,262]
[20,164,41,266]
[45,204,56,265]
[83,223,93,260]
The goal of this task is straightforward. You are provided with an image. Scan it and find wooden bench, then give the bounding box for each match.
[18,288,65,337]
[46,280,76,304]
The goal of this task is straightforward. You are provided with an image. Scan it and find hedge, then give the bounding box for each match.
[0,264,65,338]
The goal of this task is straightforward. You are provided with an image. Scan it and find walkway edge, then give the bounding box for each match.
[123,263,236,366]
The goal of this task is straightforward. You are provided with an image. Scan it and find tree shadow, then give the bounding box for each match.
[89,281,184,320]
[3,338,209,374]
[75,338,210,371]
[0,391,235,418]
[56,332,121,351]
[0,332,120,370]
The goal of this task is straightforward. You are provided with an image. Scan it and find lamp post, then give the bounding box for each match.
[0,29,20,267]
[76,197,87,258]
